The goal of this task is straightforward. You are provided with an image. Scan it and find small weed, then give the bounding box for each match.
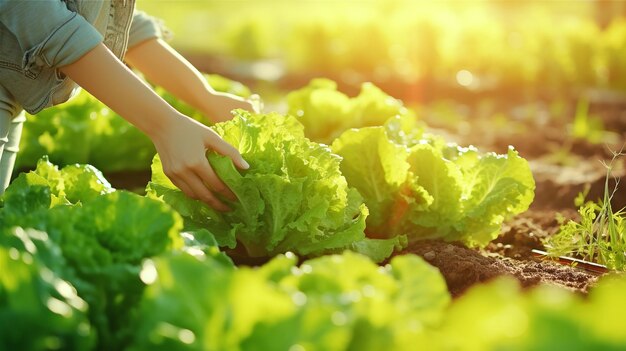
[544,147,626,270]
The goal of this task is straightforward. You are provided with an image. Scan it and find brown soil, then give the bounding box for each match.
[398,240,599,298]
[104,170,151,194]
[486,209,579,260]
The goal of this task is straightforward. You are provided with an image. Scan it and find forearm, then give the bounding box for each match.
[125,39,256,122]
[59,43,178,139]
[125,39,218,114]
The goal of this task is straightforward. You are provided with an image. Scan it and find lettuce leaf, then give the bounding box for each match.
[417,276,626,350]
[16,91,155,172]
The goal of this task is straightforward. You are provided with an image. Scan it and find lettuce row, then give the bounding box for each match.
[129,251,450,351]
[3,159,626,351]
[148,111,404,261]
[332,126,535,246]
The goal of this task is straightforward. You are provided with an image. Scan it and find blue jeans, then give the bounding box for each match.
[0,111,25,194]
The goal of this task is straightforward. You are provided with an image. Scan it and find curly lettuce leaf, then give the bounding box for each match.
[330,127,431,237]
[1,157,113,218]
[452,146,536,245]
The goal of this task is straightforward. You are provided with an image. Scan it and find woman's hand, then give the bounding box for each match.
[151,112,249,211]
[203,93,263,123]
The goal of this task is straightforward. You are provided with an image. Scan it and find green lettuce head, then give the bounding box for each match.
[332,126,535,246]
[287,78,418,144]
[148,111,403,261]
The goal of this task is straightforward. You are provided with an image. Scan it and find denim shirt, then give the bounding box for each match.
[0,0,168,116]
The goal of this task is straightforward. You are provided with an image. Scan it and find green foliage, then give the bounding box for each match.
[0,157,113,221]
[416,275,626,350]
[287,78,418,144]
[148,111,403,261]
[3,157,626,351]
[129,251,450,351]
[140,2,626,92]
[0,228,95,351]
[544,153,626,270]
[1,158,184,351]
[332,127,535,246]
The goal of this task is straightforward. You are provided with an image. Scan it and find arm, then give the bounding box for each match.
[60,43,249,211]
[125,38,258,122]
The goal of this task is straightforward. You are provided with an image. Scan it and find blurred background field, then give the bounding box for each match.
[137,0,626,101]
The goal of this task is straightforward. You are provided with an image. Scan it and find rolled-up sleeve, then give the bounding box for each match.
[127,10,171,49]
[0,0,103,69]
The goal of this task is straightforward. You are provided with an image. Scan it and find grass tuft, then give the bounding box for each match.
[544,146,626,270]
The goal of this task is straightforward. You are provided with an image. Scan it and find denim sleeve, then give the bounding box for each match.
[127,10,171,49]
[0,0,103,69]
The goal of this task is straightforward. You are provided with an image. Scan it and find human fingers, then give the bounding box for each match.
[204,132,250,171]
[192,159,237,201]
[166,173,197,200]
[164,159,231,211]
[181,172,231,212]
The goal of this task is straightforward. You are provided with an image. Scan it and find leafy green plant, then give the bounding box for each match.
[16,92,155,172]
[1,158,184,351]
[415,275,626,350]
[148,111,404,261]
[544,150,626,270]
[331,126,535,246]
[287,78,419,144]
[129,251,450,351]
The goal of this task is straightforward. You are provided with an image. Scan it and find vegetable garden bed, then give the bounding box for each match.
[2,72,626,350]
